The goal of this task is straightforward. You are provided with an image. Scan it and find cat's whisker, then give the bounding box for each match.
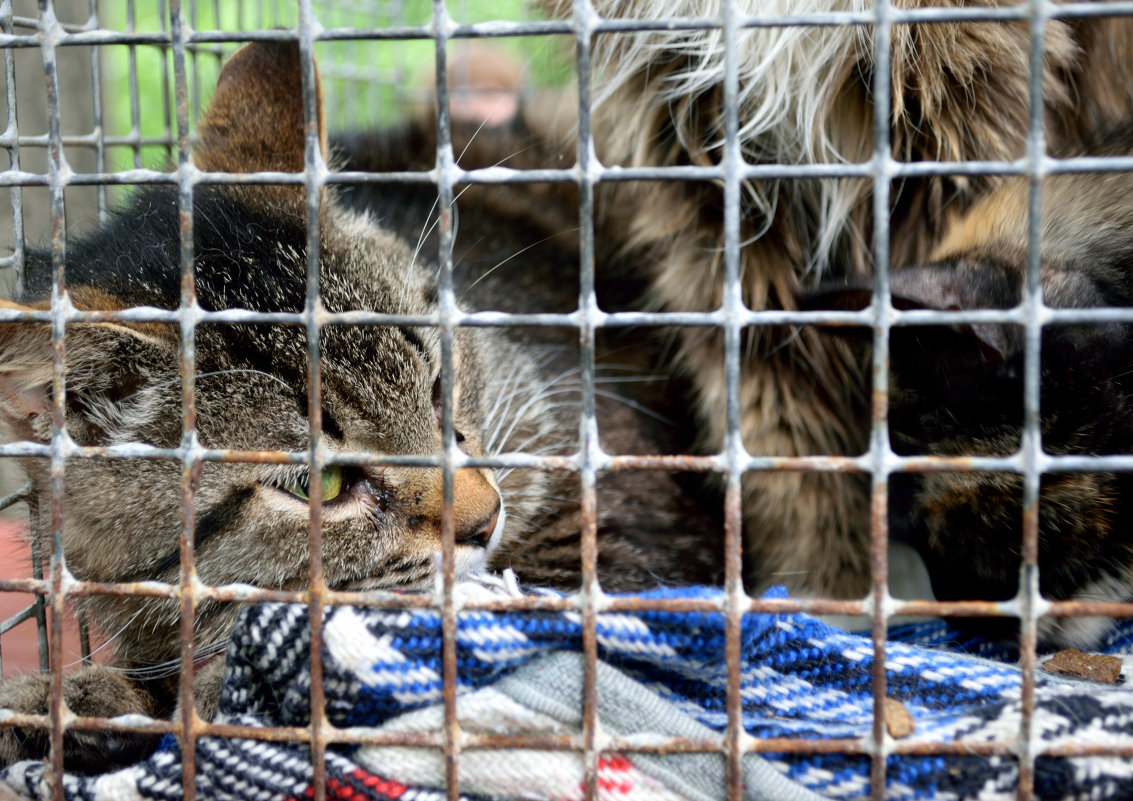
[409,136,544,298]
[483,367,559,452]
[118,661,183,680]
[593,388,674,425]
[404,182,478,314]
[118,641,230,681]
[489,388,578,455]
[116,368,292,408]
[409,197,444,277]
[494,418,581,459]
[481,368,527,437]
[459,229,578,301]
[486,365,661,454]
[63,605,152,669]
[495,443,577,483]
[496,437,574,461]
[452,101,542,170]
[486,388,548,454]
[487,381,593,452]
[428,101,538,291]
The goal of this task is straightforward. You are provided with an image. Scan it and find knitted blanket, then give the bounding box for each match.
[4,577,1133,801]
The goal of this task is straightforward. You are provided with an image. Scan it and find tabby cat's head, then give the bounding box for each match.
[0,43,504,661]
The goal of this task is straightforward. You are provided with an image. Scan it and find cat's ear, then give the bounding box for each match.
[802,262,1022,364]
[0,297,177,443]
[194,41,327,175]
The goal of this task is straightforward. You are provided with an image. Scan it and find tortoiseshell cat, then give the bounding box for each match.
[537,0,1133,602]
[808,129,1133,647]
[0,43,720,770]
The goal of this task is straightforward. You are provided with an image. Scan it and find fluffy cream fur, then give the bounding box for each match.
[541,0,1133,595]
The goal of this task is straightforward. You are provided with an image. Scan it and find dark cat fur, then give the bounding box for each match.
[0,43,720,771]
[332,121,722,591]
[807,128,1133,647]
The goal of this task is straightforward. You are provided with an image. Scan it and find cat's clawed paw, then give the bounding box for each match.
[0,665,158,774]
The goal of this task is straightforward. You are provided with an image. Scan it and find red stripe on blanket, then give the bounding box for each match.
[576,754,637,799]
[351,768,408,798]
[285,770,407,801]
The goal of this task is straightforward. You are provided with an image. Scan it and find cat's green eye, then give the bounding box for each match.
[284,466,343,503]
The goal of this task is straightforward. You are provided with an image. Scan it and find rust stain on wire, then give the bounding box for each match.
[7,710,1133,760]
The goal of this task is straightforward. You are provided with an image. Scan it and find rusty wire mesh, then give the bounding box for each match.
[0,1,1130,801]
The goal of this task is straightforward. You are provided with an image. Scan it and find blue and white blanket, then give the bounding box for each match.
[4,578,1133,801]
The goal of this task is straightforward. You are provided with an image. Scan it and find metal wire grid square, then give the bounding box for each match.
[0,1,1131,800]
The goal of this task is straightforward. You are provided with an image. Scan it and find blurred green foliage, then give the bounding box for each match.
[98,1,573,172]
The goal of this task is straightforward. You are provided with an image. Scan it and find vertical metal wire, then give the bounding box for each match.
[428,2,463,798]
[869,0,894,798]
[571,0,601,798]
[125,0,143,169]
[36,2,69,797]
[1018,0,1051,798]
[1,0,45,674]
[86,0,106,224]
[298,5,330,800]
[29,494,48,673]
[188,0,201,122]
[719,1,746,799]
[158,0,174,162]
[2,0,24,299]
[167,1,202,798]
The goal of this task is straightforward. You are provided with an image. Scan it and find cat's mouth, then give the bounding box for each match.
[1038,569,1133,649]
[484,504,507,554]
[331,535,503,592]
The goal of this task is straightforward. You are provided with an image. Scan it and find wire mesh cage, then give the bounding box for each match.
[0,1,1132,801]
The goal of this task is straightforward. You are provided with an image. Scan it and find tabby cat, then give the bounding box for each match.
[0,43,720,770]
[807,128,1133,647]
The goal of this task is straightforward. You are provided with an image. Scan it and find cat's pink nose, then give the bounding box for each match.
[456,500,500,549]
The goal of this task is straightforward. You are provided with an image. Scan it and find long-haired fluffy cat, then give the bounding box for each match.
[806,125,1133,647]
[0,42,720,770]
[537,0,1133,598]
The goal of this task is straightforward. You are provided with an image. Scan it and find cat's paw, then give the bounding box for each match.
[0,665,157,774]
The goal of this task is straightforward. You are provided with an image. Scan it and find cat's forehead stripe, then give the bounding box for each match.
[399,326,431,365]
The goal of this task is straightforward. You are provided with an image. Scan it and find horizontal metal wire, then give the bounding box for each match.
[0,571,1127,630]
[0,604,36,636]
[3,2,1133,52]
[9,298,1133,329]
[1,706,1130,759]
[9,153,1133,181]
[1,437,1131,476]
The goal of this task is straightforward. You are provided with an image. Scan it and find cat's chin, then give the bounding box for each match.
[330,542,501,592]
[1040,616,1122,650]
[453,535,501,578]
[1038,570,1133,649]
